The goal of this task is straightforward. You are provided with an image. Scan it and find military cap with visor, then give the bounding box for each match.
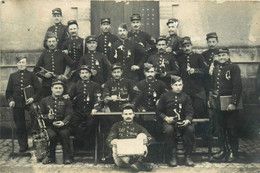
[52,8,62,15]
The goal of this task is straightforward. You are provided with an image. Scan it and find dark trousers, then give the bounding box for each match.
[216,110,239,157]
[47,126,72,161]
[13,104,36,149]
[70,111,96,140]
[163,122,195,155]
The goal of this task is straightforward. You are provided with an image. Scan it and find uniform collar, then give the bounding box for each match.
[102,32,111,36]
[170,33,178,37]
[52,95,63,100]
[19,69,27,73]
[81,80,90,84]
[146,78,156,83]
[70,36,79,40]
[54,23,62,26]
[88,51,96,54]
[123,121,134,125]
[132,29,140,34]
[47,49,58,53]
[113,77,123,82]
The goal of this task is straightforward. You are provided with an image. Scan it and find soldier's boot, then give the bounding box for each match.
[185,155,194,167]
[213,151,230,161]
[227,152,239,163]
[168,154,177,167]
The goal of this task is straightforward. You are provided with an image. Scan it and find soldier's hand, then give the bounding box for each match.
[63,50,69,54]
[227,104,236,111]
[166,47,172,53]
[131,65,140,71]
[188,68,195,74]
[9,101,15,108]
[63,94,70,99]
[53,121,64,127]
[48,112,55,120]
[180,120,190,127]
[160,72,167,77]
[164,116,174,124]
[104,96,111,104]
[91,69,98,76]
[111,139,118,146]
[91,109,97,115]
[44,72,53,79]
[26,98,34,105]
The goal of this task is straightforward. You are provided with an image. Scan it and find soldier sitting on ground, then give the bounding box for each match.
[106,103,154,172]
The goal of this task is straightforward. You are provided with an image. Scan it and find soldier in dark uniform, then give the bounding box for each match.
[157,75,195,167]
[40,79,73,164]
[208,48,242,162]
[43,8,68,50]
[178,37,208,119]
[106,104,154,172]
[36,32,74,97]
[136,63,167,137]
[166,18,183,57]
[128,14,156,54]
[109,23,149,81]
[6,56,42,152]
[68,65,102,142]
[202,32,219,97]
[78,35,111,85]
[61,20,84,70]
[147,36,180,89]
[97,18,119,57]
[103,63,141,113]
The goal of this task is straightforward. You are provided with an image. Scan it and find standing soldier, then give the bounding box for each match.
[97,18,118,57]
[6,56,42,152]
[61,20,84,71]
[68,65,101,143]
[128,14,156,54]
[147,36,179,89]
[136,63,167,137]
[157,75,195,167]
[208,48,242,162]
[166,18,183,57]
[36,32,74,97]
[78,35,111,85]
[202,32,219,97]
[43,8,68,50]
[109,23,149,81]
[178,37,208,119]
[103,63,141,112]
[40,79,73,164]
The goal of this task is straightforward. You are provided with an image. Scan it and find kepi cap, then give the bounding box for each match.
[52,8,62,15]
[67,20,78,27]
[46,31,57,40]
[206,32,218,40]
[217,47,229,54]
[121,103,135,111]
[157,35,167,43]
[182,36,192,46]
[85,35,97,43]
[16,56,27,63]
[167,18,179,25]
[111,63,122,71]
[101,18,111,24]
[171,75,182,84]
[130,14,141,21]
[51,79,64,86]
[143,63,154,71]
[78,65,91,73]
[118,23,128,30]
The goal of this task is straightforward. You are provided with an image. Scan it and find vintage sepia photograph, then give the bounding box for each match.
[0,0,260,172]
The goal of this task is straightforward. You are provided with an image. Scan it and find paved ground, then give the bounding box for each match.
[0,138,260,173]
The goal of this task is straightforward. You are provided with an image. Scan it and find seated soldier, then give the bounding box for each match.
[157,75,195,167]
[103,63,141,113]
[136,63,167,137]
[40,79,73,164]
[68,65,102,146]
[106,104,154,172]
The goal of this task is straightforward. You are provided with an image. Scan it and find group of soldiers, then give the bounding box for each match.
[5,7,243,171]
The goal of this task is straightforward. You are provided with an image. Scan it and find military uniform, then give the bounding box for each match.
[78,51,111,84]
[103,78,141,112]
[61,37,84,70]
[36,49,74,96]
[157,90,195,158]
[68,79,102,140]
[166,34,183,56]
[209,58,242,158]
[6,68,41,150]
[97,18,119,57]
[178,51,208,118]
[136,79,167,112]
[147,52,180,89]
[43,8,68,49]
[109,39,149,81]
[40,94,73,162]
[97,33,118,57]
